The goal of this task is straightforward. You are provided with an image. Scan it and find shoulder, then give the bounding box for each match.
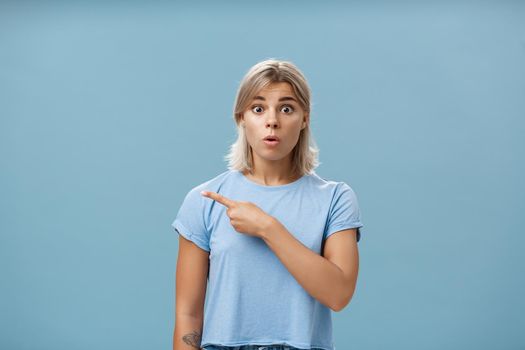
[308,171,357,197]
[174,171,235,221]
[184,169,235,196]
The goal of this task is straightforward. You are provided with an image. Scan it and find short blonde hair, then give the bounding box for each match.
[224,58,320,176]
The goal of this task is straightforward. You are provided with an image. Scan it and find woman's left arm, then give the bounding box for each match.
[200,190,359,312]
[260,217,359,312]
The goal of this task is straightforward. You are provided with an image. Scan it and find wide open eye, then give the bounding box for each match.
[251,105,263,113]
[281,105,294,114]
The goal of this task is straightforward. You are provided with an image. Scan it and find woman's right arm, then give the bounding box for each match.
[173,234,210,350]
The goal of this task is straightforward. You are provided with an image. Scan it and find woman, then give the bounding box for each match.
[172,59,363,350]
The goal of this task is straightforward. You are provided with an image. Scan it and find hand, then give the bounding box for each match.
[200,190,274,239]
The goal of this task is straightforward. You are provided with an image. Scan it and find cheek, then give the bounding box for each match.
[243,124,258,144]
[286,119,304,134]
[244,117,263,134]
[287,123,304,145]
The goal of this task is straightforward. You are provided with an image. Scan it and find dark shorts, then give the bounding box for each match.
[202,345,326,350]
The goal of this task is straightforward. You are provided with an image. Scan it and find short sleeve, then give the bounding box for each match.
[171,187,211,252]
[323,182,364,243]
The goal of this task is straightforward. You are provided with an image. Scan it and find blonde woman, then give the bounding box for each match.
[172,59,363,350]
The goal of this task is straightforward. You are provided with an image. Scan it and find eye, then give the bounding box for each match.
[281,104,294,113]
[251,105,263,113]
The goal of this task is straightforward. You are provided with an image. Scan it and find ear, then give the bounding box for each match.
[302,113,309,129]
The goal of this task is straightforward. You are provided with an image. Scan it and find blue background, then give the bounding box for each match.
[1,1,524,349]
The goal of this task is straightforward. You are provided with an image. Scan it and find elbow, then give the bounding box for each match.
[331,297,349,312]
[331,286,356,312]
[329,267,358,312]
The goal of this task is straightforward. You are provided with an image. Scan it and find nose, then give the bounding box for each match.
[265,109,280,129]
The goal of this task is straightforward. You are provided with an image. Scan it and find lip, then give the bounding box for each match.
[263,139,280,147]
[263,135,280,142]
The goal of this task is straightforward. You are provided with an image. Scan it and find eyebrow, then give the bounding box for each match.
[252,96,298,103]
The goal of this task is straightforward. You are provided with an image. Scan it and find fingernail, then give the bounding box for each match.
[200,191,207,195]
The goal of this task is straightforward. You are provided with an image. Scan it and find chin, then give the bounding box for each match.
[256,150,289,162]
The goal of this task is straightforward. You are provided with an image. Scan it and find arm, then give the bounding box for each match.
[260,218,359,312]
[173,234,210,350]
[173,316,204,350]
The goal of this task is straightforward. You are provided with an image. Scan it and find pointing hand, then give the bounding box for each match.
[200,190,274,238]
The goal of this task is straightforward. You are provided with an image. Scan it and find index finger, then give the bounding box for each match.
[201,191,235,208]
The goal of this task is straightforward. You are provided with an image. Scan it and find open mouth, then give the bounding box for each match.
[263,137,280,147]
[263,135,280,142]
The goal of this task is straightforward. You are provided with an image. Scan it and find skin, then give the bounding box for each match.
[201,80,305,239]
[175,81,359,350]
[200,81,360,312]
[200,189,359,311]
[239,81,308,185]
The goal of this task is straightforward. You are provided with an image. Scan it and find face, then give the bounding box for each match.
[240,81,309,163]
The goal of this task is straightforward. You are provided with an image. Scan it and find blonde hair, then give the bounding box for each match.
[224,58,321,176]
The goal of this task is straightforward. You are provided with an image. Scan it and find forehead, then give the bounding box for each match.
[256,81,295,96]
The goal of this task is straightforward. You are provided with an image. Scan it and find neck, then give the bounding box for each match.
[243,152,300,186]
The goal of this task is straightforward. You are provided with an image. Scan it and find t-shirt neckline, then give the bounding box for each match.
[234,169,308,191]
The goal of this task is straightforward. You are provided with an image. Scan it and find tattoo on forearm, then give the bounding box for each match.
[182,330,202,349]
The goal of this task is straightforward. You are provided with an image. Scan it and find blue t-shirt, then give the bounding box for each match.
[172,169,363,350]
